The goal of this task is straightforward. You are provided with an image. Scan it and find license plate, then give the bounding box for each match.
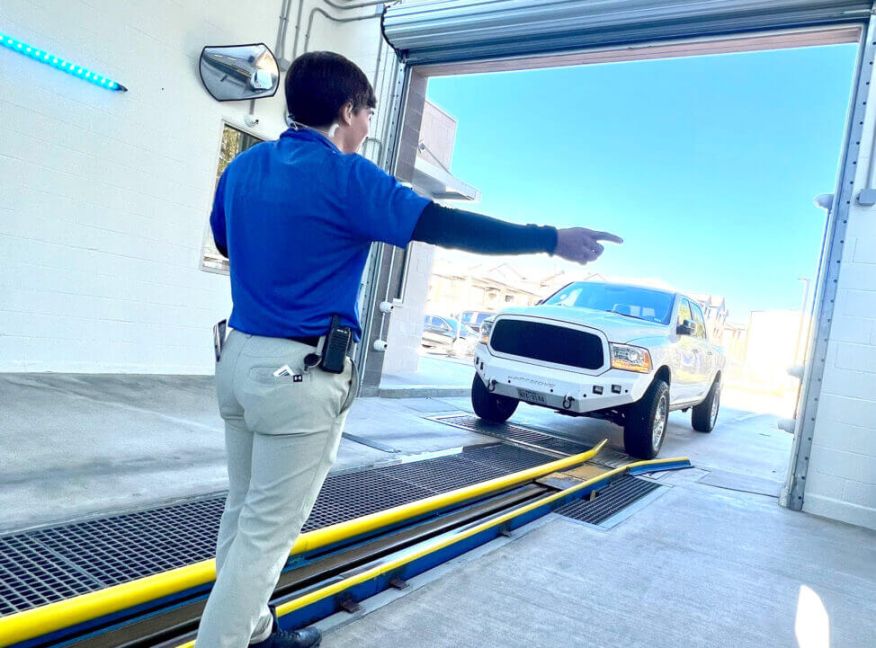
[517,388,546,404]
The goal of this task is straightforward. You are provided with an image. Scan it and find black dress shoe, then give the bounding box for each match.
[250,607,321,648]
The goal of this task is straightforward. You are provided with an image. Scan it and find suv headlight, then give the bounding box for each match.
[610,343,652,373]
[480,318,495,344]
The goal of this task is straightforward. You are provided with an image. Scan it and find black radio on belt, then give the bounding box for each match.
[319,315,352,374]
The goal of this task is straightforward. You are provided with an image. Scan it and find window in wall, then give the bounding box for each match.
[201,125,263,273]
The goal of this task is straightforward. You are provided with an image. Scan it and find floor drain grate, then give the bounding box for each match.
[434,414,594,456]
[554,475,660,525]
[0,443,554,615]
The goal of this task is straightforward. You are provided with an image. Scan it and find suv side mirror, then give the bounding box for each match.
[677,320,696,336]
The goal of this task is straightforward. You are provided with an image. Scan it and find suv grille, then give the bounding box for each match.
[490,319,604,370]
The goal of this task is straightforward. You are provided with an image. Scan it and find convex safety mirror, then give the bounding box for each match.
[199,43,279,102]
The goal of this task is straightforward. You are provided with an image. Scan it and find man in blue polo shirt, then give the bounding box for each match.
[198,51,621,648]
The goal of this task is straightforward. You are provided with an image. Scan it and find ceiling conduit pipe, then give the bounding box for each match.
[322,0,389,10]
[302,6,382,54]
[275,0,294,65]
[291,0,307,59]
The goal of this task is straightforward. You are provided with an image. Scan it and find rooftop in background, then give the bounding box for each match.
[412,100,480,202]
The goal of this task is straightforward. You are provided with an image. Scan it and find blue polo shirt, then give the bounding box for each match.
[210,128,430,339]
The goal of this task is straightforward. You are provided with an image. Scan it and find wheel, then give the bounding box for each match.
[471,374,518,423]
[623,379,670,459]
[692,378,721,433]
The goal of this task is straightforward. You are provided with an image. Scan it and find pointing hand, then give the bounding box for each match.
[554,228,624,264]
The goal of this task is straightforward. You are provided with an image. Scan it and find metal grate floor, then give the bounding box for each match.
[554,475,660,525]
[434,415,594,456]
[0,444,553,616]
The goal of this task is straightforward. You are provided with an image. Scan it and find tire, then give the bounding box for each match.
[471,374,518,423]
[623,379,670,459]
[692,378,721,433]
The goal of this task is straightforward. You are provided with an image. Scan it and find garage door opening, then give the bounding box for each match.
[376,26,861,497]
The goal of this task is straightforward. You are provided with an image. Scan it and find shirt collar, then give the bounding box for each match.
[281,127,340,152]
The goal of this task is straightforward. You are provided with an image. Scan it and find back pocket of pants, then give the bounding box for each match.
[247,364,311,386]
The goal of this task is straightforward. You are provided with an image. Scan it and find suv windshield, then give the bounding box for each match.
[543,283,674,325]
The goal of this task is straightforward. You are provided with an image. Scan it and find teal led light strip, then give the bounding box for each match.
[0,31,127,92]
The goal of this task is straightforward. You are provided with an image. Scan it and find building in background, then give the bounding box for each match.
[380,101,479,374]
[424,262,589,318]
[742,309,810,378]
[690,293,729,340]
[720,321,749,362]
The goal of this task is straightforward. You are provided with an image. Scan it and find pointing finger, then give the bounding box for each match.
[593,231,623,244]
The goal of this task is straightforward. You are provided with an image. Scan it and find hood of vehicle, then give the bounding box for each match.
[495,305,668,342]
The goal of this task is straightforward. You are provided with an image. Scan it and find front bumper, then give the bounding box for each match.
[474,345,652,414]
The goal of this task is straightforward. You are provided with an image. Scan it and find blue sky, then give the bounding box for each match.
[426,44,858,321]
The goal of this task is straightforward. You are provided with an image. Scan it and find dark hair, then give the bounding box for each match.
[285,51,376,128]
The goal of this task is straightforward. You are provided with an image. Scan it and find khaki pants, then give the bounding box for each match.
[196,330,356,647]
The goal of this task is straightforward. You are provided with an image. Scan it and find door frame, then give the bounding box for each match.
[360,23,868,511]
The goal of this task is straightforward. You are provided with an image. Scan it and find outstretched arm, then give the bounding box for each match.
[410,202,622,264]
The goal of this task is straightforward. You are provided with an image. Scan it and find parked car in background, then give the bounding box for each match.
[472,281,726,459]
[459,310,497,333]
[422,315,479,357]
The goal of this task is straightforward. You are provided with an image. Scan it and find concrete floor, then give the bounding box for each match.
[324,482,876,648]
[0,373,487,532]
[2,371,873,647]
[492,395,793,497]
[385,355,794,496]
[381,354,474,389]
[0,368,790,532]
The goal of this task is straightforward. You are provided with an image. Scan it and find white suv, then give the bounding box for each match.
[472,281,726,459]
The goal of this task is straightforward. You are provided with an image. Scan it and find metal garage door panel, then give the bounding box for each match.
[383,0,870,64]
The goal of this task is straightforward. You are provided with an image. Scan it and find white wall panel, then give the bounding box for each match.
[0,0,387,373]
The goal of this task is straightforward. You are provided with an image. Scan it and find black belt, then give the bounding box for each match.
[287,335,321,348]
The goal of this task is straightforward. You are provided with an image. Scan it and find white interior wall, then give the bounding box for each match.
[804,51,876,528]
[382,242,435,375]
[0,0,387,373]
